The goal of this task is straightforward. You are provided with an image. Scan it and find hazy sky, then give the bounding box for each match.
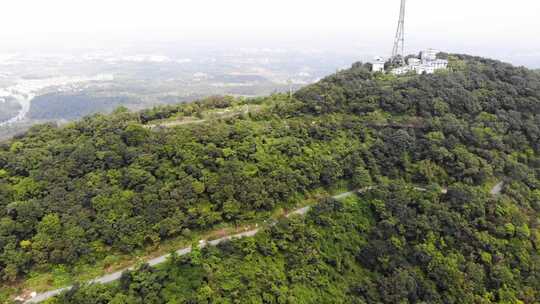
[1,0,540,65]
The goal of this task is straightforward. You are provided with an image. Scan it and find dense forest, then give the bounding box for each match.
[1,54,540,303]
[49,184,540,304]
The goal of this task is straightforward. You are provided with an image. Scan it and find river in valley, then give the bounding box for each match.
[0,74,113,127]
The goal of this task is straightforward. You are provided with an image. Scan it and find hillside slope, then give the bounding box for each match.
[53,185,540,304]
[1,55,540,303]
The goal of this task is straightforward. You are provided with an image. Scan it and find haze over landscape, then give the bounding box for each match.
[1,1,540,303]
[2,0,540,65]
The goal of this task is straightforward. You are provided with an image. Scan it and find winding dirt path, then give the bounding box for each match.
[24,190,356,303]
[24,181,502,303]
[490,181,504,195]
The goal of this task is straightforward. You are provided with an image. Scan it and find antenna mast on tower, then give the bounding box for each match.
[391,0,406,63]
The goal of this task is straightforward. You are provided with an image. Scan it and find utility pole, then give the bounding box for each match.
[391,0,406,63]
[288,79,293,100]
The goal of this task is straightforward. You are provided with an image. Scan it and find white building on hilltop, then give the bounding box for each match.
[391,49,448,75]
[421,49,438,61]
[371,57,385,72]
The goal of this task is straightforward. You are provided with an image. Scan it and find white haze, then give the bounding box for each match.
[0,0,539,67]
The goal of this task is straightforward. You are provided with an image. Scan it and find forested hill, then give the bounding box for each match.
[296,54,540,129]
[1,54,540,303]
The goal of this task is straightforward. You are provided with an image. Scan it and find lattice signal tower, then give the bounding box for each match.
[391,0,406,63]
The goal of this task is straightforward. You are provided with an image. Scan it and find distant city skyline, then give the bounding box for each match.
[1,0,540,67]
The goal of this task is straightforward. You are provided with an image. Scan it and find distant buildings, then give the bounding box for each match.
[370,49,448,75]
